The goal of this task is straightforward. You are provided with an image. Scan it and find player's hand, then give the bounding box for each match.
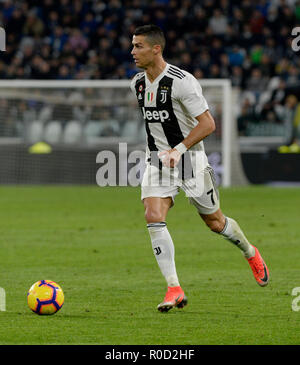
[158,148,182,168]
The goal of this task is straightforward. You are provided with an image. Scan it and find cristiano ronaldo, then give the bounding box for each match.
[130,24,269,312]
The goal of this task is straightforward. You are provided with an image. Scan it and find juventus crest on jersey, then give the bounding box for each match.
[130,63,209,157]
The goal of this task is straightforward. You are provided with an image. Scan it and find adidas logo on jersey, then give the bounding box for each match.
[142,107,169,122]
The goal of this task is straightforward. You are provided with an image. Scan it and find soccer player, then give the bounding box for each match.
[130,24,269,312]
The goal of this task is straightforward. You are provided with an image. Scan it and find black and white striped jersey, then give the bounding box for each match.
[130,63,209,167]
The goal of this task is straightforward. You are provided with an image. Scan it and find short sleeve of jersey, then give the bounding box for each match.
[130,72,144,94]
[177,74,209,118]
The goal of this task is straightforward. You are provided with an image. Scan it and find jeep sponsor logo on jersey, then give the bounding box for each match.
[141,107,169,123]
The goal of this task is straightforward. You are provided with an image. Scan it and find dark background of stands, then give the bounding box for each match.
[0,0,300,184]
[1,0,299,83]
[0,0,300,135]
[1,0,300,136]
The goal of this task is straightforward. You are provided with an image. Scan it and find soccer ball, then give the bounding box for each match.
[27,280,64,315]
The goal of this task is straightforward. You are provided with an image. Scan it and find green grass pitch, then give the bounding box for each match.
[0,185,299,345]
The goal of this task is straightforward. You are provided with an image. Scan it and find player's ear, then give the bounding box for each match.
[152,44,161,55]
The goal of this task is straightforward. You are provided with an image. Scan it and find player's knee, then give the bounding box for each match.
[144,209,165,223]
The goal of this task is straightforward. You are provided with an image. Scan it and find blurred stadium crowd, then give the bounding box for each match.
[0,0,300,142]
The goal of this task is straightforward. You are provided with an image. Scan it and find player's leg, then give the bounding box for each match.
[200,208,255,259]
[144,196,172,224]
[144,197,187,311]
[184,165,269,286]
[141,163,188,311]
[200,209,269,286]
[144,196,178,288]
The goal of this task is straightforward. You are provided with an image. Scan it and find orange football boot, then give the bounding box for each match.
[157,286,188,312]
[247,246,269,286]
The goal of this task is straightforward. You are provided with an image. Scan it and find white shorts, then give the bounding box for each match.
[141,163,220,215]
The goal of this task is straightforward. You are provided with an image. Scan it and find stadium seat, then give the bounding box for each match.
[15,121,24,137]
[23,109,37,123]
[98,120,120,137]
[63,120,82,144]
[84,119,121,143]
[121,120,138,138]
[38,106,53,124]
[43,121,63,144]
[27,120,44,143]
[84,120,103,138]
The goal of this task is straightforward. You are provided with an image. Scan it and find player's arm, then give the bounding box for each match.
[159,110,215,168]
[180,110,215,149]
[159,75,215,168]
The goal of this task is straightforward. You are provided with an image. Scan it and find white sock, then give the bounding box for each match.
[147,222,180,287]
[220,217,255,258]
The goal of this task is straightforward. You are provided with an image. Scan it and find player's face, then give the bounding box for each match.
[131,35,156,69]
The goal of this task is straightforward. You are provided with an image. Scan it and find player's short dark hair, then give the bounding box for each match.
[133,24,166,52]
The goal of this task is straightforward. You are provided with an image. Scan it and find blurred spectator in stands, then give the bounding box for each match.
[209,64,221,79]
[193,68,204,80]
[210,38,224,62]
[0,0,299,139]
[239,24,254,49]
[224,24,240,47]
[113,66,127,79]
[245,68,269,100]
[271,78,287,107]
[250,44,263,66]
[2,0,15,22]
[68,29,89,51]
[30,55,46,79]
[249,9,265,37]
[231,66,244,88]
[259,77,287,125]
[113,37,133,65]
[46,11,59,35]
[23,9,45,38]
[80,12,98,36]
[188,6,208,35]
[209,8,228,35]
[179,52,193,74]
[57,64,71,80]
[219,53,231,78]
[34,60,52,79]
[265,5,279,32]
[257,0,271,18]
[263,37,279,63]
[259,54,274,78]
[6,7,25,41]
[196,50,211,75]
[49,26,69,54]
[19,41,34,71]
[286,64,300,88]
[231,7,244,34]
[277,95,300,152]
[275,58,291,80]
[277,26,290,51]
[279,95,299,144]
[240,0,253,22]
[237,97,258,135]
[227,45,245,67]
[264,109,279,125]
[278,4,296,28]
